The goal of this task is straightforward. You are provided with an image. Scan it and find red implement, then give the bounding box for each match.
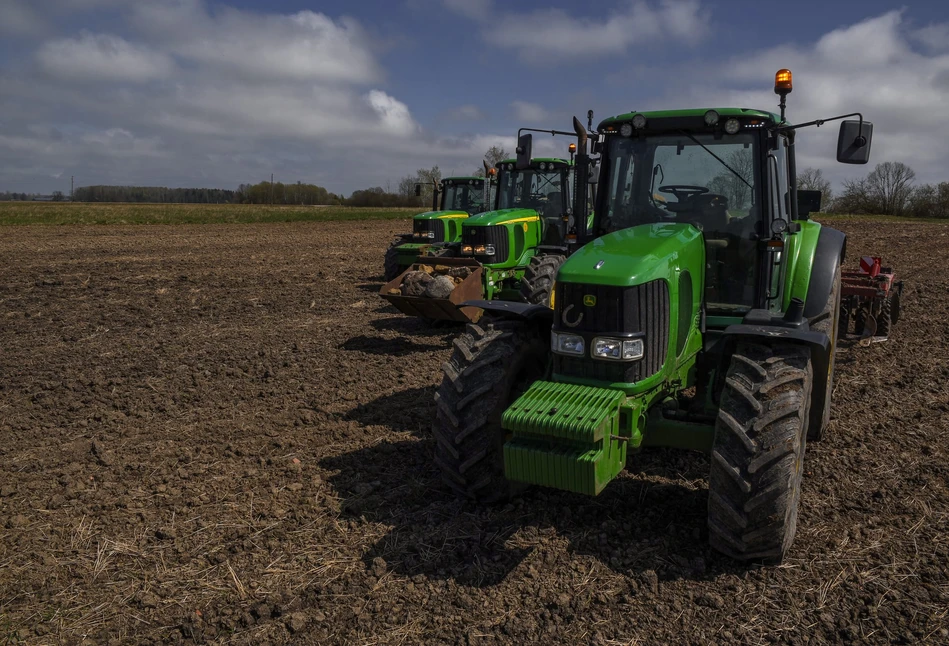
[840,256,902,342]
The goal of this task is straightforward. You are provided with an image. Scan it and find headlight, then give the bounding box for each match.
[620,123,634,137]
[631,114,647,129]
[484,244,495,255]
[704,110,720,126]
[724,118,740,135]
[474,244,486,254]
[551,332,584,356]
[426,231,435,239]
[592,337,644,361]
[461,244,473,254]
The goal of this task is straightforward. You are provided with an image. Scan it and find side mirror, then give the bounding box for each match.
[836,120,872,164]
[797,189,822,217]
[587,162,598,184]
[414,184,421,196]
[515,133,532,170]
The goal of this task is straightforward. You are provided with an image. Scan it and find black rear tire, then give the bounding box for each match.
[877,292,894,338]
[808,264,841,441]
[383,240,402,282]
[708,341,813,564]
[433,317,547,502]
[519,254,565,305]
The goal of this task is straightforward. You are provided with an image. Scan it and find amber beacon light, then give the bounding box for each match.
[774,69,793,95]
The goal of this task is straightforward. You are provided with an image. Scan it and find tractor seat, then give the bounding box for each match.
[689,193,730,234]
[543,192,563,219]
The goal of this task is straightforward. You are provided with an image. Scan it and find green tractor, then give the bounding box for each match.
[381,133,594,322]
[433,69,874,563]
[383,175,490,281]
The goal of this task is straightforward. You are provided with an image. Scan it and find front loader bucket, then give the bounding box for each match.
[379,257,484,322]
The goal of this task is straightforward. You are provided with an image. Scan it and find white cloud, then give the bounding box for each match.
[366,91,419,136]
[479,0,708,60]
[36,32,174,82]
[511,100,549,122]
[130,2,380,83]
[637,11,949,187]
[914,22,949,53]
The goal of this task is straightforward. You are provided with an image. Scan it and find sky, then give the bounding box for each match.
[1,0,948,196]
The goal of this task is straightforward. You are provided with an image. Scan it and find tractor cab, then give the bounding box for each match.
[592,109,772,313]
[493,158,573,248]
[409,176,489,243]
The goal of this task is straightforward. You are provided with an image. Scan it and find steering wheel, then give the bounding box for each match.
[659,185,709,202]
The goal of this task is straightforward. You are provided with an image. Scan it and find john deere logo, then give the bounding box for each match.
[583,295,597,307]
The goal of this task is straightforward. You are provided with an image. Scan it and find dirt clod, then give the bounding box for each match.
[285,612,308,634]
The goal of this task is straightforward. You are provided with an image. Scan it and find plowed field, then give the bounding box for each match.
[1,218,947,645]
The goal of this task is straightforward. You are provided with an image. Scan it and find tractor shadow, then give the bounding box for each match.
[344,386,437,437]
[338,334,449,356]
[369,316,465,338]
[355,280,385,293]
[322,406,751,589]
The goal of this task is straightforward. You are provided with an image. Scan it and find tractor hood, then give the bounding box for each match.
[558,223,703,287]
[462,208,539,227]
[414,210,468,221]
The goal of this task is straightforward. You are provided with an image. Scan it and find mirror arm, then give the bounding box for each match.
[777,112,864,134]
[517,127,578,139]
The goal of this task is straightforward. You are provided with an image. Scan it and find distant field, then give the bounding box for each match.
[0,202,417,225]
[3,202,942,227]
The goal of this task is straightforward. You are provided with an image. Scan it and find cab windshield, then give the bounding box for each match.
[599,132,761,311]
[441,182,485,215]
[497,168,570,219]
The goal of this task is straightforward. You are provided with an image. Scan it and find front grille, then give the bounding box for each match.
[414,219,445,241]
[463,225,509,263]
[553,279,670,383]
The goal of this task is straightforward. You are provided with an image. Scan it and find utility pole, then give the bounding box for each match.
[70,176,74,201]
[270,173,274,206]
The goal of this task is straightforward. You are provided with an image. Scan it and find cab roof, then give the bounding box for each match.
[496,157,572,168]
[442,176,484,183]
[598,108,783,131]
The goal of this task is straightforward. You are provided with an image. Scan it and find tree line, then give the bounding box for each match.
[73,186,236,203]
[802,162,949,218]
[0,191,65,201]
[3,146,514,208]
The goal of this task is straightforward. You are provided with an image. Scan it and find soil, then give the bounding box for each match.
[0,218,947,645]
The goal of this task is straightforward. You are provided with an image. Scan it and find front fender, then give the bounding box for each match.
[785,223,847,318]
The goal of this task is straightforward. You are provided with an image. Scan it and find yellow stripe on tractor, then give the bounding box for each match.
[497,216,540,225]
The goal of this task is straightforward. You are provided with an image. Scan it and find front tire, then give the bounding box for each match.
[519,254,565,305]
[433,318,547,502]
[708,341,813,564]
[383,240,402,282]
